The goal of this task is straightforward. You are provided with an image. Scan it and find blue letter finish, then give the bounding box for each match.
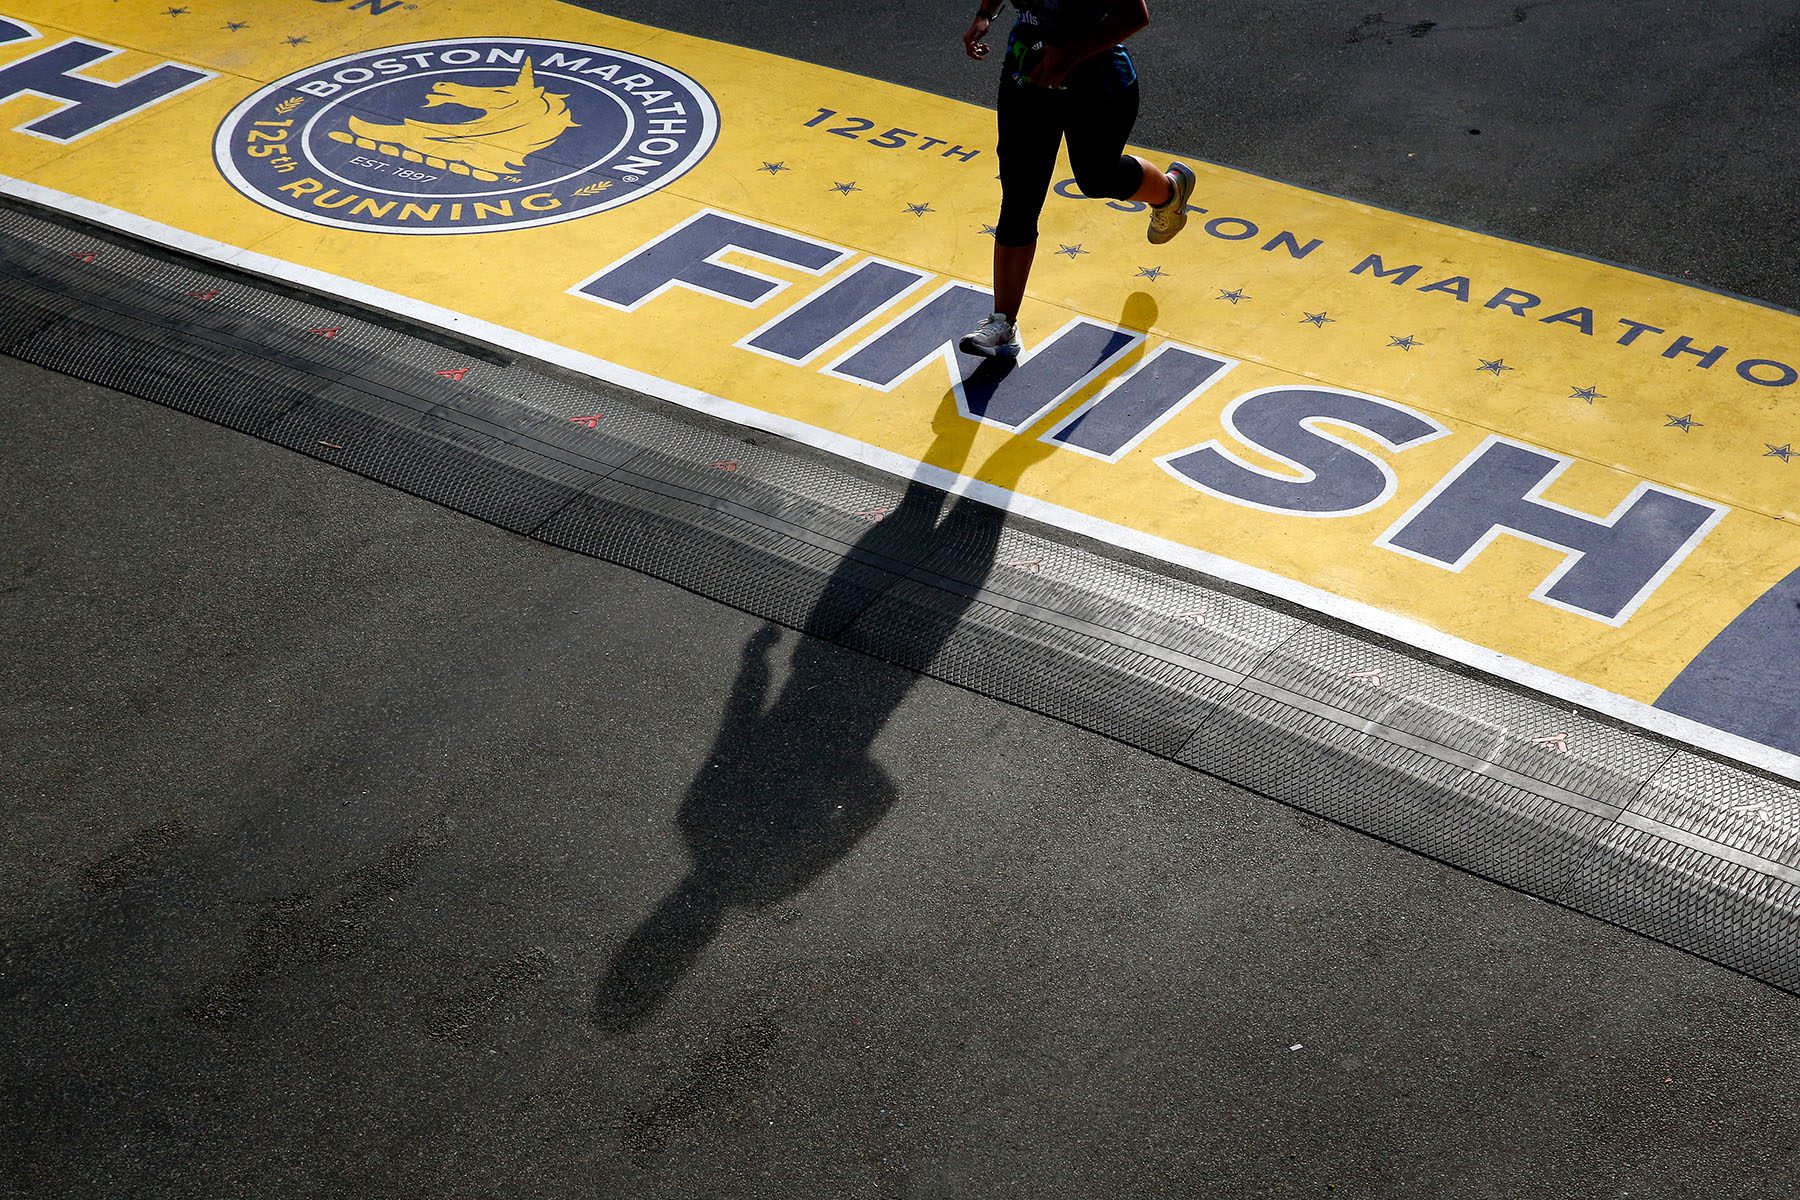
[1160,388,1444,516]
[574,211,845,310]
[1380,438,1724,623]
[1048,345,1233,460]
[742,260,927,363]
[0,29,210,141]
[830,284,1138,428]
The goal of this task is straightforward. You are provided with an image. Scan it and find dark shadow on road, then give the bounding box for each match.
[593,296,1158,1033]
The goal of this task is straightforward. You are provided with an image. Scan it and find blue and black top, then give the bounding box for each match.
[1002,0,1138,95]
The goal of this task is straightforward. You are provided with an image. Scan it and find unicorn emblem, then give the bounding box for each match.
[327,59,578,182]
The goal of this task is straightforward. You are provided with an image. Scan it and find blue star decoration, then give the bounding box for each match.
[1388,334,1422,351]
[1570,386,1604,404]
[1665,413,1703,432]
[1300,311,1334,328]
[904,202,934,217]
[978,223,999,237]
[1136,265,1167,281]
[1056,244,1088,259]
[830,181,860,196]
[1216,288,1250,304]
[1765,443,1795,462]
[1476,357,1514,377]
[757,161,789,175]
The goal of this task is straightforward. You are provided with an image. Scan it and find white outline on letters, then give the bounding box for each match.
[1044,341,1239,463]
[0,34,213,144]
[822,279,1143,433]
[1374,433,1730,626]
[734,255,929,367]
[567,207,848,314]
[1155,385,1450,518]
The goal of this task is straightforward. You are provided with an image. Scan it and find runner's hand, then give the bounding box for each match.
[1031,44,1075,87]
[963,16,992,60]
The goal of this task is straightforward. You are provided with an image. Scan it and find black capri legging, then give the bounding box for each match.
[995,76,1142,247]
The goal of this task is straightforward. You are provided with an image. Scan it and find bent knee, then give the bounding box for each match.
[1071,158,1137,201]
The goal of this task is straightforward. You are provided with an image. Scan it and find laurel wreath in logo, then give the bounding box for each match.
[572,180,615,197]
[274,96,306,115]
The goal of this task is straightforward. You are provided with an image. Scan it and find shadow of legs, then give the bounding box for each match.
[592,875,723,1034]
[590,379,1070,1035]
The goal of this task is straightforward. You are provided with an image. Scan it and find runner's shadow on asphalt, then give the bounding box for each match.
[589,365,1061,1034]
[592,294,1158,1034]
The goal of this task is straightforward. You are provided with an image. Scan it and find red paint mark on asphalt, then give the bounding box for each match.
[187,289,220,302]
[1346,666,1385,686]
[711,460,739,472]
[1531,732,1570,753]
[307,326,343,338]
[567,413,604,428]
[435,367,470,381]
[67,250,97,264]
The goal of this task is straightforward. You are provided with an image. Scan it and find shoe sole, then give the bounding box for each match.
[1147,162,1196,245]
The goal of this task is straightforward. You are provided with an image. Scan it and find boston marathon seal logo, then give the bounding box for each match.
[214,37,718,234]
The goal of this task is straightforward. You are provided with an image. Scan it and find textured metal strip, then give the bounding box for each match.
[914,520,1303,677]
[1628,753,1800,872]
[535,476,899,636]
[1179,688,1615,897]
[262,395,608,535]
[1562,826,1800,990]
[0,275,86,350]
[2,201,1795,993]
[1244,623,1674,809]
[839,576,1235,756]
[5,294,313,436]
[1617,811,1800,889]
[1232,678,1628,823]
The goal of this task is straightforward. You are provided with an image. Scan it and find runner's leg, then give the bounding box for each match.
[992,81,1065,320]
[1064,82,1192,242]
[1126,156,1175,206]
[993,242,1036,323]
[1064,80,1145,204]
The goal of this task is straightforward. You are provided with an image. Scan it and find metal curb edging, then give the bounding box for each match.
[2,203,1793,991]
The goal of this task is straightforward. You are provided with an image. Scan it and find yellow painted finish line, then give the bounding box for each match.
[3,1,1796,769]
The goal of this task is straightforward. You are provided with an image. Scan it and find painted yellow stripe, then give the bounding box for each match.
[2,1,1796,726]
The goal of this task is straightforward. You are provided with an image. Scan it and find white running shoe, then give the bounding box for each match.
[1147,161,1196,245]
[958,311,1022,359]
